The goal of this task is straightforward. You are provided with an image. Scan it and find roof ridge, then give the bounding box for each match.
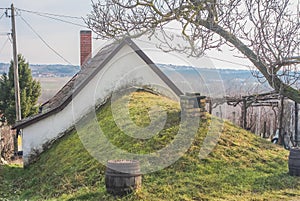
[13,37,183,129]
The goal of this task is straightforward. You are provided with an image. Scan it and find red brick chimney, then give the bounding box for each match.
[80,30,92,67]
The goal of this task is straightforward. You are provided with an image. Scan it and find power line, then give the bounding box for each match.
[16,8,87,28]
[0,11,5,20]
[135,38,252,68]
[206,56,252,68]
[33,13,87,28]
[19,15,73,65]
[17,8,83,19]
[0,37,10,55]
[0,33,10,36]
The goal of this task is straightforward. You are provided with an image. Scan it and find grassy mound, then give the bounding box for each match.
[1,91,300,201]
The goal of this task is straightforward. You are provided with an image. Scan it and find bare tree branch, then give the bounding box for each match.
[86,0,300,102]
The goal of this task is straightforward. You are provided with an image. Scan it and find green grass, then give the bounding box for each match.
[1,91,300,201]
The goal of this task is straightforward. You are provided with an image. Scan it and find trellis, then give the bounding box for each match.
[207,91,299,147]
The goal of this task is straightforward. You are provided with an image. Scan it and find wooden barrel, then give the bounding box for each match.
[288,148,300,176]
[105,160,142,196]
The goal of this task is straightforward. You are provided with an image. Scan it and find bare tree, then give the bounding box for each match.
[86,0,300,102]
[0,124,14,163]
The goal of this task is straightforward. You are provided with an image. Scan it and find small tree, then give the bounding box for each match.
[0,54,41,125]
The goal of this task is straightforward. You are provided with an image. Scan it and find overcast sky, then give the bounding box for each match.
[0,0,251,69]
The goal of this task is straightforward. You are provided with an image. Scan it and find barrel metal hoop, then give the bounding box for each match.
[105,173,142,177]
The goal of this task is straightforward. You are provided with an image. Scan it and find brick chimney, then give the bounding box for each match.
[80,30,92,67]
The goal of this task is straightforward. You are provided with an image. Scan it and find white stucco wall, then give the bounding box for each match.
[22,44,179,165]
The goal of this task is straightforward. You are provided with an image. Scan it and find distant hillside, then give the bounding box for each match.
[0,63,80,77]
[158,63,255,80]
[1,62,253,79]
[158,64,271,96]
[0,62,270,98]
[0,63,9,74]
[30,64,80,77]
[0,91,299,200]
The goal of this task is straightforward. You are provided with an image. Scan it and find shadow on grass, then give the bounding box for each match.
[0,164,24,180]
[252,171,300,193]
[0,164,24,199]
[66,192,104,201]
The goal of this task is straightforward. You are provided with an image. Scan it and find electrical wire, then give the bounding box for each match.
[17,8,83,19]
[0,11,5,20]
[33,13,87,28]
[19,15,73,65]
[8,6,295,68]
[16,8,87,28]
[0,33,10,36]
[206,55,252,68]
[135,38,253,68]
[0,37,10,55]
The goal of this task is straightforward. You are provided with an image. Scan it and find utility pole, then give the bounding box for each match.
[11,4,22,156]
[295,102,298,147]
[11,4,21,122]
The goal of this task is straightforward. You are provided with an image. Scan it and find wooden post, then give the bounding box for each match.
[263,121,267,138]
[241,98,247,129]
[257,107,262,135]
[208,98,212,114]
[254,113,258,135]
[278,96,284,145]
[219,106,222,119]
[270,113,274,138]
[232,111,236,125]
[295,101,298,147]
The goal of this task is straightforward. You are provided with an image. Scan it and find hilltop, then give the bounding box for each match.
[0,91,299,201]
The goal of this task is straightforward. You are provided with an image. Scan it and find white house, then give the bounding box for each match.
[13,37,183,166]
